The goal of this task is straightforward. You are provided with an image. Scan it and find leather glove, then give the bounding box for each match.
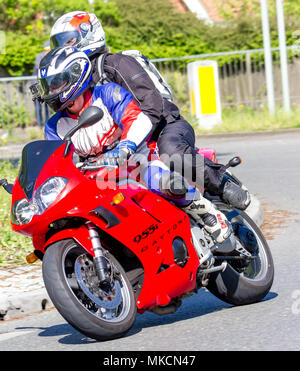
[79,140,137,171]
[98,140,137,167]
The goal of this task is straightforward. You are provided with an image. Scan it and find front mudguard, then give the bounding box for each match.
[43,225,94,257]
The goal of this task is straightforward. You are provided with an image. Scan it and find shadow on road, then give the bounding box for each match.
[16,289,277,345]
[132,289,277,331]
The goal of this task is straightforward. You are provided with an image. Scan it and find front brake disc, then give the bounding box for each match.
[74,255,122,310]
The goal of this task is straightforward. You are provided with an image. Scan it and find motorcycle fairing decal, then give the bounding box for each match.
[136,216,188,254]
[18,140,64,200]
[133,223,159,244]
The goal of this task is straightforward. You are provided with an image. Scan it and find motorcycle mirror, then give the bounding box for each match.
[63,106,104,157]
[0,178,13,194]
[225,156,242,169]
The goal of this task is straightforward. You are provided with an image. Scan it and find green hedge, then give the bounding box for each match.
[1,0,300,76]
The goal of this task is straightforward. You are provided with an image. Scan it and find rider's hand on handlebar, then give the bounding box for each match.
[79,140,137,170]
[98,140,136,167]
[78,156,104,171]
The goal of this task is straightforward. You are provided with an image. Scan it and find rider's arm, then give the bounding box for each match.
[94,83,153,149]
[44,113,63,141]
[103,54,163,129]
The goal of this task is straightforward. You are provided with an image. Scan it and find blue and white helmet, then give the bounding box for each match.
[38,46,92,112]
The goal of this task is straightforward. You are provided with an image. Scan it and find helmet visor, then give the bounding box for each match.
[38,62,82,100]
[50,31,81,49]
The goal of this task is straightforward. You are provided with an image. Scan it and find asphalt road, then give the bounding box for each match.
[0,130,300,352]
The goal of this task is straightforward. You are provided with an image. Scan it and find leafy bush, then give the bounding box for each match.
[0,101,32,129]
[1,0,300,76]
[108,0,209,57]
[0,0,120,76]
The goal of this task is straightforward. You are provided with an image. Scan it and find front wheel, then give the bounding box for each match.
[207,208,274,306]
[42,239,137,341]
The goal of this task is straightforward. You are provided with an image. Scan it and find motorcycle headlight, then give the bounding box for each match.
[11,177,68,225]
[35,177,68,213]
[11,198,38,225]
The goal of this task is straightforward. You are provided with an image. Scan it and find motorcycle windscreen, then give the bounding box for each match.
[18,140,64,200]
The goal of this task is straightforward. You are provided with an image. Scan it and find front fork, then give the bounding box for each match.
[86,221,111,286]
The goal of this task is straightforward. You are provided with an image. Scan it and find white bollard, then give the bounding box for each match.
[187,60,222,129]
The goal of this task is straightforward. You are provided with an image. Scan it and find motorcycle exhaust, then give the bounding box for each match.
[198,261,227,275]
[150,298,182,316]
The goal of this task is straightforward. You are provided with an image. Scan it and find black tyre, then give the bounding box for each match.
[207,209,274,306]
[42,239,136,341]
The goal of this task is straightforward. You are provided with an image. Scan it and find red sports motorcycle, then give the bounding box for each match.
[1,107,274,341]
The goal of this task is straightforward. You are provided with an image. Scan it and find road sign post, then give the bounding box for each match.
[260,0,276,115]
[276,0,291,113]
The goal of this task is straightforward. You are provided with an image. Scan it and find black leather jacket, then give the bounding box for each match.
[90,53,180,136]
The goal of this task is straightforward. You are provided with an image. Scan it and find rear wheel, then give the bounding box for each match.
[42,239,136,341]
[207,208,274,306]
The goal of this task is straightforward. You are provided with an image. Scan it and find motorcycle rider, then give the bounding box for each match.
[38,46,231,244]
[47,11,251,212]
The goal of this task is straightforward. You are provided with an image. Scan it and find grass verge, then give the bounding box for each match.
[0,126,44,146]
[0,160,33,268]
[189,106,300,134]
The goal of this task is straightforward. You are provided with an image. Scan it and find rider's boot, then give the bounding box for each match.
[159,171,231,244]
[220,173,251,210]
[184,189,231,244]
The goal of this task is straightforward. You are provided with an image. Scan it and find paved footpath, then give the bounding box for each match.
[0,264,52,320]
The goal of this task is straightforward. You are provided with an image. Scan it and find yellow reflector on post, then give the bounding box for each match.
[198,66,217,115]
[190,89,196,115]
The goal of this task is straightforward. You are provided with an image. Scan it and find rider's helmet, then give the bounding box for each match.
[37,46,92,112]
[50,11,106,57]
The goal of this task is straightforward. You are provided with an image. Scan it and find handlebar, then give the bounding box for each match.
[76,160,118,172]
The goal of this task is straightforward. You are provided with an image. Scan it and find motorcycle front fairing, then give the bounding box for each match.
[11,140,200,313]
[11,140,85,237]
